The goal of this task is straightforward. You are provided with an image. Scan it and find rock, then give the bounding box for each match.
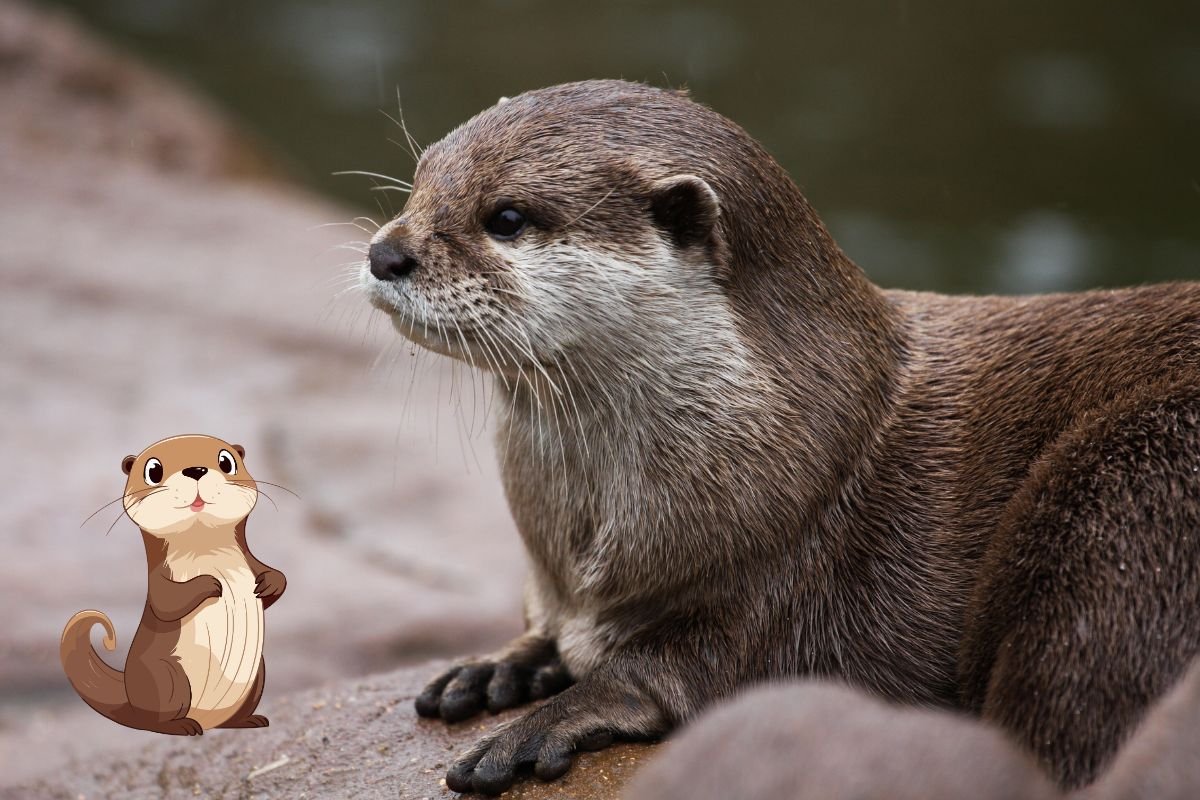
[625,682,1058,800]
[5,663,652,800]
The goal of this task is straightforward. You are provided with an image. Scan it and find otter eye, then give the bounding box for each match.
[217,449,237,476]
[144,458,163,486]
[485,207,526,240]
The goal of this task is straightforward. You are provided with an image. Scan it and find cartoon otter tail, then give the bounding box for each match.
[60,610,134,724]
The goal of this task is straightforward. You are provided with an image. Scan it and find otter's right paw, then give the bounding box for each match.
[160,717,204,736]
[415,655,572,722]
[196,574,223,599]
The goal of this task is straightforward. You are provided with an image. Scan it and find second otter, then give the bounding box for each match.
[61,435,286,734]
[361,80,1200,794]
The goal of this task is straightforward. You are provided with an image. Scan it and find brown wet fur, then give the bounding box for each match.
[60,435,285,735]
[365,80,1200,794]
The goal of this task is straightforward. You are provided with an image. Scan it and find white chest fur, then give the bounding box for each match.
[165,538,264,729]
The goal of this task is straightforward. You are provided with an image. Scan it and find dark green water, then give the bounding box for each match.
[47,0,1200,293]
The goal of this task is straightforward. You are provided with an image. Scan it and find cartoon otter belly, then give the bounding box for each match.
[168,548,264,729]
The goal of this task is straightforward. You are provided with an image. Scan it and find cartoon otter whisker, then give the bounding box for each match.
[81,484,162,528]
[227,479,300,500]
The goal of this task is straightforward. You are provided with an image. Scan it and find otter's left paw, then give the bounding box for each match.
[254,569,286,604]
[445,699,616,795]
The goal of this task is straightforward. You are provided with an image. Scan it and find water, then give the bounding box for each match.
[47,0,1200,293]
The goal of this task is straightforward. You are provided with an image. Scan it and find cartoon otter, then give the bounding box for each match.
[61,435,286,735]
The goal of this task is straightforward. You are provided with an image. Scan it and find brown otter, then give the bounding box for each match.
[624,656,1200,800]
[359,79,1200,794]
[61,435,286,734]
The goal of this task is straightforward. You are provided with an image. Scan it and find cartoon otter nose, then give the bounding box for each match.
[369,240,418,281]
[182,466,208,481]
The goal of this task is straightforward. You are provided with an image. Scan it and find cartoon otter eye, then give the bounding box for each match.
[217,449,237,476]
[144,458,164,486]
[485,207,526,240]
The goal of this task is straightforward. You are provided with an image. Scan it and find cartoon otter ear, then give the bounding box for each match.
[122,455,136,475]
[232,444,246,458]
[649,174,720,250]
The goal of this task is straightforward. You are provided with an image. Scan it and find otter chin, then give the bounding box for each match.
[359,80,1200,796]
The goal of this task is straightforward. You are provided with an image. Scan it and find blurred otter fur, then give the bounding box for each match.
[626,658,1200,800]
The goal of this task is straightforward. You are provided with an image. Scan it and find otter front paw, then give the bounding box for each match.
[445,695,619,795]
[254,569,286,606]
[415,639,570,722]
[196,574,223,600]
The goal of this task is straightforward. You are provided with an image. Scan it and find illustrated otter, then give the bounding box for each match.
[61,434,286,735]
[359,80,1200,794]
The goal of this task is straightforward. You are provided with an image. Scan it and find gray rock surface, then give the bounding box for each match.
[6,664,651,800]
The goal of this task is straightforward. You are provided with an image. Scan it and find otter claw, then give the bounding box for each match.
[415,647,571,723]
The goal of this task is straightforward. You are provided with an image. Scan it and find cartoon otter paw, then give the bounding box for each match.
[161,717,205,736]
[221,714,269,728]
[197,574,223,599]
[416,653,572,722]
[445,698,616,795]
[254,569,286,602]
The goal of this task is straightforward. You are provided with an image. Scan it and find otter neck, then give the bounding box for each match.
[141,520,243,564]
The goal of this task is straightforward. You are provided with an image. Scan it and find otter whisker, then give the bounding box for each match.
[82,484,162,527]
[444,318,481,453]
[491,314,565,400]
[331,169,413,189]
[551,353,593,459]
[437,318,484,467]
[402,309,427,425]
[105,489,168,536]
[465,310,515,394]
[371,185,412,195]
[447,314,487,439]
[227,479,300,500]
[314,221,373,237]
[252,488,279,512]
[488,315,571,471]
[564,187,616,228]
[392,87,426,161]
[485,286,528,301]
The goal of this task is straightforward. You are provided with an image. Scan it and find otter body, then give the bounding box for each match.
[61,435,285,735]
[360,80,1200,794]
[160,532,265,728]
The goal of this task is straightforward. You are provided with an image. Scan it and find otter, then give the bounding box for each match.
[625,657,1200,800]
[61,435,286,734]
[359,80,1200,794]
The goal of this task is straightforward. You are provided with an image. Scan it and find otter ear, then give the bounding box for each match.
[232,444,246,458]
[649,174,720,249]
[121,455,136,475]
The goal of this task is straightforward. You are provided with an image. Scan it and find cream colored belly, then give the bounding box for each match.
[170,552,264,729]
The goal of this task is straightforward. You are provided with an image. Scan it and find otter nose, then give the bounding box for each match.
[182,466,208,481]
[369,241,419,281]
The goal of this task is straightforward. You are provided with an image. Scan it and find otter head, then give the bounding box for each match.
[121,435,257,537]
[359,80,825,383]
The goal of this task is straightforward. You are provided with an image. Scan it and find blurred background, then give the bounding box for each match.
[47,0,1200,291]
[1,0,1197,792]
